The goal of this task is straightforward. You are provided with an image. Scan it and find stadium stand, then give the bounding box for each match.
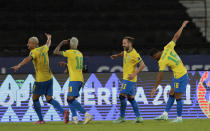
[0,0,208,56]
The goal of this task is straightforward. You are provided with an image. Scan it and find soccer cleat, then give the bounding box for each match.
[112,117,125,123]
[133,116,144,123]
[154,114,168,120]
[64,110,70,124]
[170,117,183,123]
[83,112,93,124]
[72,116,79,125]
[34,120,46,124]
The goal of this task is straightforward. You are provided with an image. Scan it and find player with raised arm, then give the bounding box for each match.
[54,37,93,125]
[150,21,189,123]
[11,33,69,124]
[111,36,145,123]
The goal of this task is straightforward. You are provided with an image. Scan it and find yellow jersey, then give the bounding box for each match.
[29,45,53,82]
[158,41,187,79]
[123,48,142,82]
[62,49,84,82]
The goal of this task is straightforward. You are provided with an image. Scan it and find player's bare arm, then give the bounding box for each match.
[150,71,163,97]
[11,56,33,72]
[45,33,52,48]
[128,61,145,80]
[53,40,68,55]
[110,51,124,60]
[172,21,189,43]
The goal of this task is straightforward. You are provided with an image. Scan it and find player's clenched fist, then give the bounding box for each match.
[45,33,51,39]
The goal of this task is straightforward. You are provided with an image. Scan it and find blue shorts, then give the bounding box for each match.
[171,73,189,93]
[120,80,136,96]
[33,79,53,96]
[68,81,83,97]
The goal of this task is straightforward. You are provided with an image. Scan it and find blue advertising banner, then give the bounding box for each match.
[0,71,209,122]
[0,55,210,74]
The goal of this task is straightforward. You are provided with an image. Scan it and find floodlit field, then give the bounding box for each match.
[0,119,210,131]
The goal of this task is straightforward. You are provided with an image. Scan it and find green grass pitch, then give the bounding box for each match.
[0,119,210,131]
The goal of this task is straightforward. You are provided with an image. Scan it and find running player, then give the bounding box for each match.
[150,21,189,123]
[54,37,93,124]
[11,33,69,124]
[110,36,145,123]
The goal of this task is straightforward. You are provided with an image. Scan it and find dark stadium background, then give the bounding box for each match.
[0,0,209,73]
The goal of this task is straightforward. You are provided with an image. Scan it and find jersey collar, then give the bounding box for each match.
[126,48,133,53]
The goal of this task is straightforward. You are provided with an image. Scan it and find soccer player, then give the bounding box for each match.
[110,36,145,123]
[11,33,69,124]
[150,21,189,123]
[53,37,93,124]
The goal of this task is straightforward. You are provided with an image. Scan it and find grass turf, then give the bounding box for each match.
[0,119,210,131]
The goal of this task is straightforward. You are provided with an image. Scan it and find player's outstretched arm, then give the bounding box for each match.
[11,56,33,72]
[172,21,189,43]
[128,61,145,80]
[151,71,163,97]
[110,51,124,60]
[45,33,52,48]
[53,40,68,55]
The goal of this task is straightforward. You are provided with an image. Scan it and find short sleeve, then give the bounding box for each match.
[158,60,166,71]
[43,45,49,52]
[165,41,176,49]
[62,50,71,58]
[29,50,36,59]
[132,52,143,64]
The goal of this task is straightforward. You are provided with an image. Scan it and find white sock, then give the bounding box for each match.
[73,116,78,120]
[162,111,168,116]
[85,112,90,116]
[177,116,182,120]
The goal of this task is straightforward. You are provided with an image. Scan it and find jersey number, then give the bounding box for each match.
[69,86,72,92]
[38,47,47,65]
[168,51,180,65]
[121,84,126,89]
[41,53,47,64]
[175,83,179,88]
[76,56,83,70]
